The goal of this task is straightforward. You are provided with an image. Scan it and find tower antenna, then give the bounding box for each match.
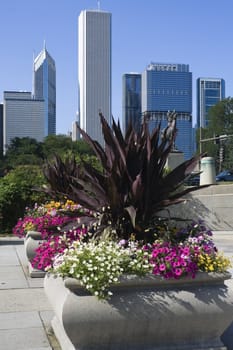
[97,0,100,10]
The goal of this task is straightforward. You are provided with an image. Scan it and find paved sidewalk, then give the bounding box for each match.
[0,232,232,350]
[0,237,61,350]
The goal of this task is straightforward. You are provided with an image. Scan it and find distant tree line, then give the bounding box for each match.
[0,135,95,173]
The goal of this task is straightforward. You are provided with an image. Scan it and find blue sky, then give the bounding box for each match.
[0,0,232,134]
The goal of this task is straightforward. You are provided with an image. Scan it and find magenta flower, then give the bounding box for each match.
[31,227,87,270]
[159,264,166,271]
[175,268,182,276]
[150,241,199,279]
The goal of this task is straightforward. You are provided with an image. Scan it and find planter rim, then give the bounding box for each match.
[25,230,43,240]
[46,271,232,293]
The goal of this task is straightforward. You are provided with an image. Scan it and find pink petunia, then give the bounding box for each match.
[159,264,166,271]
[175,268,182,276]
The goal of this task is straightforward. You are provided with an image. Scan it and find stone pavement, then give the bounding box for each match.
[0,233,232,350]
[0,236,61,350]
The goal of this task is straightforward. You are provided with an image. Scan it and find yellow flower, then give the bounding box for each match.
[198,252,231,273]
[24,222,36,232]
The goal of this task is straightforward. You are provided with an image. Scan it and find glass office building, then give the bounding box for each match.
[141,63,193,159]
[78,10,111,146]
[197,78,225,128]
[122,73,141,135]
[34,46,56,136]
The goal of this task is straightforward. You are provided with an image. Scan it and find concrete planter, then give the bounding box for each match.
[44,272,233,350]
[24,231,46,277]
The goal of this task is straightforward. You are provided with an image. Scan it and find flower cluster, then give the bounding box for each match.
[150,241,198,278]
[43,199,84,214]
[149,221,231,278]
[31,227,87,270]
[197,252,231,272]
[48,239,151,299]
[12,199,88,238]
[24,199,81,217]
[13,213,74,238]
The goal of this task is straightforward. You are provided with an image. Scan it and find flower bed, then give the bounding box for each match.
[13,200,84,238]
[47,221,231,299]
[13,199,90,272]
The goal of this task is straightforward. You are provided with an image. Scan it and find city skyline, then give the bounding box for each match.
[0,0,232,135]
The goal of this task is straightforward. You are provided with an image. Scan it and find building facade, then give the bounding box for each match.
[78,9,111,145]
[122,73,141,135]
[72,120,79,141]
[141,62,193,159]
[34,46,56,135]
[3,91,44,154]
[197,77,225,128]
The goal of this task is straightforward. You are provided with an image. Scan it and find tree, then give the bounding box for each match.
[196,97,233,170]
[196,127,218,158]
[42,135,93,159]
[208,98,233,170]
[4,137,44,169]
[0,165,47,232]
[2,135,94,172]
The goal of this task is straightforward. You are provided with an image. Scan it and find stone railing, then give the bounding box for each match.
[159,184,233,230]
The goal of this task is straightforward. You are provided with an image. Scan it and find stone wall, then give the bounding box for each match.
[159,184,233,230]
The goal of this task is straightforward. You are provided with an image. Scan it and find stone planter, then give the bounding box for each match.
[24,231,46,277]
[44,272,233,350]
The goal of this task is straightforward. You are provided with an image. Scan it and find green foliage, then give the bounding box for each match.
[196,128,219,159]
[209,98,233,170]
[2,135,94,172]
[43,114,203,242]
[196,97,233,170]
[4,137,44,169]
[0,134,97,233]
[0,165,47,232]
[209,97,233,132]
[42,135,93,159]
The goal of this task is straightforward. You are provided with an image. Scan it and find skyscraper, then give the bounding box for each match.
[197,77,225,128]
[78,9,111,145]
[3,91,44,154]
[122,73,141,135]
[34,45,56,136]
[141,62,193,159]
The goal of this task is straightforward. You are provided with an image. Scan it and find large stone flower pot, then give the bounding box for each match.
[44,272,233,350]
[24,231,46,277]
